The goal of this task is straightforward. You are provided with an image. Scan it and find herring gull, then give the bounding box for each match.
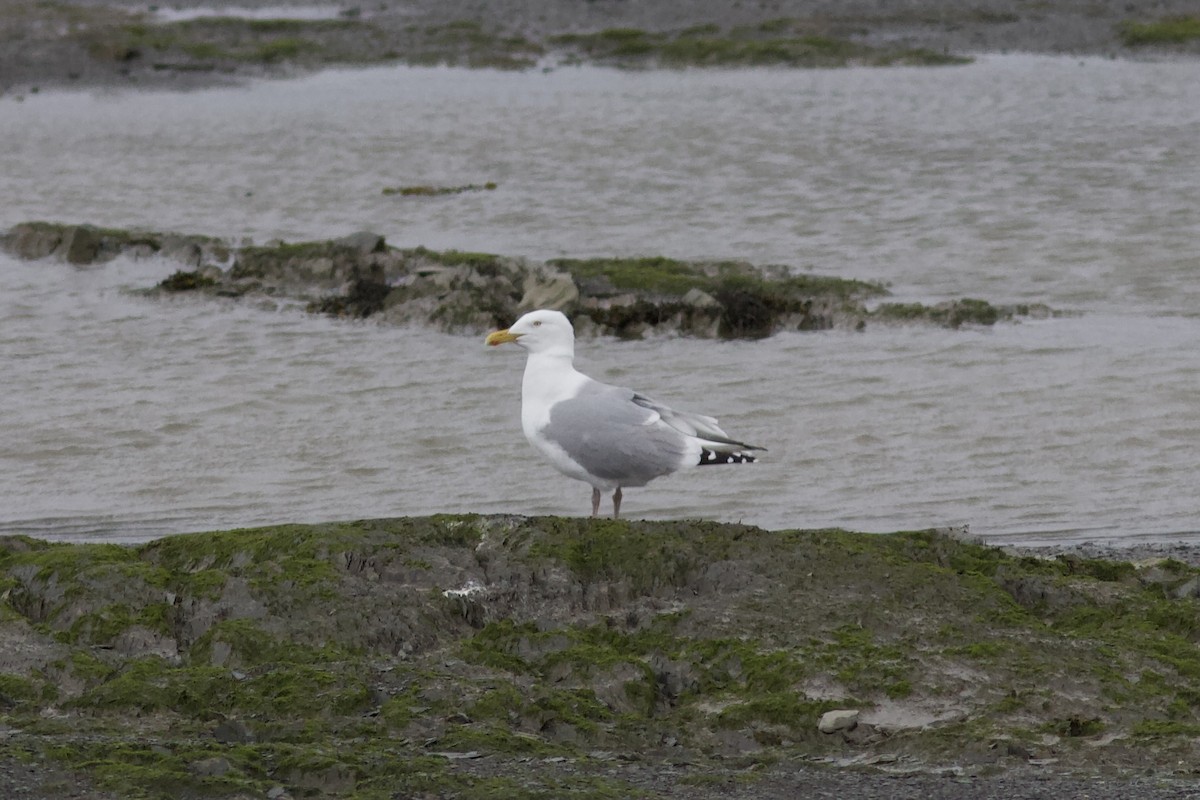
[485,309,765,518]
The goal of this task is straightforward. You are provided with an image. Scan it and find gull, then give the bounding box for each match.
[486,309,764,518]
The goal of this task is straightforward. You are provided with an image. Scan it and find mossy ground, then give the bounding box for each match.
[59,9,971,77]
[548,21,971,68]
[77,14,545,71]
[158,270,217,292]
[549,256,884,301]
[5,517,1200,797]
[1119,16,1200,46]
[382,182,497,197]
[7,221,1035,338]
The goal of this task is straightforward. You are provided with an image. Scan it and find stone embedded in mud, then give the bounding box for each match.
[158,269,217,291]
[682,287,719,308]
[519,268,579,312]
[589,660,652,715]
[1172,576,1200,599]
[1,221,231,269]
[62,225,100,264]
[3,223,102,264]
[211,718,256,744]
[4,222,66,260]
[334,231,387,254]
[188,756,231,777]
[818,708,860,734]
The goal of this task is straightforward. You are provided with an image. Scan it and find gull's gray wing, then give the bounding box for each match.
[631,392,764,452]
[540,381,691,487]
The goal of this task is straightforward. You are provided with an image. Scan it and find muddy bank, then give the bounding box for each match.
[1,1,1198,95]
[6,517,1200,798]
[1,221,1052,338]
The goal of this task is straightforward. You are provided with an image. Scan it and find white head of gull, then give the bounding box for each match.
[486,309,764,518]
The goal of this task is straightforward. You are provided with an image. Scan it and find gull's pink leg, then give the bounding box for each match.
[612,487,622,519]
[591,487,601,517]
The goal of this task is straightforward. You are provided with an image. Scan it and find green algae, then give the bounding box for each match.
[550,256,882,300]
[1,538,141,582]
[411,246,506,272]
[548,25,971,68]
[873,297,1002,327]
[1134,720,1200,737]
[69,649,374,722]
[66,601,173,644]
[715,691,839,731]
[189,618,363,670]
[45,741,258,798]
[550,255,710,295]
[419,20,543,69]
[0,673,39,709]
[158,269,217,292]
[526,517,754,589]
[101,17,365,65]
[139,523,344,589]
[383,182,497,196]
[6,219,1045,339]
[1119,16,1200,45]
[40,737,470,800]
[9,517,1200,793]
[87,13,547,72]
[550,256,886,337]
[44,2,987,80]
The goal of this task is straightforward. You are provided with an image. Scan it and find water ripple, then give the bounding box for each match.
[2,59,1199,545]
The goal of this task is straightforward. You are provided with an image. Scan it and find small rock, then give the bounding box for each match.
[519,269,579,311]
[935,523,982,544]
[1004,740,1033,759]
[1173,576,1200,599]
[4,222,64,259]
[209,640,233,667]
[189,756,231,777]
[266,787,292,800]
[63,225,100,264]
[112,625,179,660]
[445,711,472,725]
[412,264,466,291]
[591,661,649,714]
[335,231,386,254]
[818,709,860,734]
[841,721,879,745]
[650,653,697,701]
[212,718,255,744]
[431,750,483,760]
[865,753,899,765]
[682,287,719,308]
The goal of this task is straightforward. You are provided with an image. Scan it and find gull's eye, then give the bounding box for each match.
[532,320,542,327]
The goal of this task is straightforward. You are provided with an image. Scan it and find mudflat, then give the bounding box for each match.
[2,0,1198,94]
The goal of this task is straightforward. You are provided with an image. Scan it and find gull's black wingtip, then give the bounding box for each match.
[698,448,759,466]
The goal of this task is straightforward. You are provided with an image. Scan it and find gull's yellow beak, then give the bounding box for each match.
[486,329,521,347]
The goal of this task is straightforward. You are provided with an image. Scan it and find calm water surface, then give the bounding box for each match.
[1,56,1198,546]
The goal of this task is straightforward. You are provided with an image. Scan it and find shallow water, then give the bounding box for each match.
[1,56,1198,546]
